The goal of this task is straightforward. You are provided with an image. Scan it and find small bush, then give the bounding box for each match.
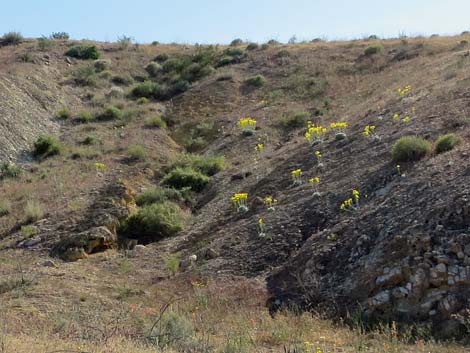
[145,62,162,77]
[18,53,35,63]
[163,166,210,192]
[0,162,21,179]
[37,36,55,51]
[1,32,23,46]
[24,199,44,223]
[0,200,11,217]
[224,48,243,56]
[99,105,123,120]
[98,70,113,79]
[246,43,259,51]
[162,57,192,74]
[435,133,461,154]
[77,111,94,123]
[127,144,147,161]
[57,108,71,120]
[136,187,184,206]
[50,32,70,40]
[131,81,167,99]
[154,53,169,62]
[65,44,100,60]
[148,311,195,350]
[112,74,134,86]
[364,44,384,56]
[175,154,225,176]
[276,49,290,58]
[181,63,213,82]
[281,112,310,129]
[72,65,97,86]
[230,38,243,46]
[117,35,132,50]
[120,201,185,241]
[392,136,431,162]
[93,59,111,72]
[137,97,149,105]
[82,135,99,145]
[217,56,236,67]
[245,74,266,87]
[145,115,166,128]
[33,135,61,158]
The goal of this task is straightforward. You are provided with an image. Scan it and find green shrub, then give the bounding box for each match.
[246,43,259,51]
[181,62,213,82]
[230,38,243,46]
[77,111,94,123]
[1,32,23,46]
[50,32,69,40]
[145,62,162,77]
[127,144,147,161]
[136,187,183,206]
[435,133,461,154]
[175,154,225,176]
[0,162,21,179]
[98,70,113,79]
[21,225,37,237]
[276,49,290,58]
[137,97,149,105]
[224,48,243,56]
[148,311,195,350]
[33,135,61,158]
[117,35,133,50]
[162,166,210,192]
[120,201,185,241]
[364,44,384,56]
[24,199,44,223]
[112,74,134,86]
[93,59,111,72]
[0,200,11,217]
[18,53,35,63]
[57,108,71,120]
[281,112,310,129]
[145,115,166,128]
[162,57,192,74]
[82,135,99,145]
[245,74,266,87]
[217,56,236,67]
[131,81,167,99]
[72,65,97,86]
[99,105,123,120]
[37,36,55,51]
[154,53,169,62]
[65,44,100,60]
[392,136,431,162]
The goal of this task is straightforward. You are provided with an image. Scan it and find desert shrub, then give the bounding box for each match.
[368,34,379,40]
[127,144,147,161]
[277,49,290,58]
[145,115,166,128]
[50,32,69,40]
[112,74,134,86]
[162,57,192,74]
[175,154,225,176]
[148,311,195,350]
[24,199,44,223]
[0,200,11,217]
[136,186,183,206]
[154,53,169,62]
[217,56,236,67]
[117,35,132,50]
[181,62,213,82]
[162,167,210,192]
[224,48,243,56]
[120,201,185,241]
[56,108,71,120]
[93,59,111,72]
[230,38,243,46]
[82,135,99,145]
[132,81,168,99]
[245,74,266,87]
[364,44,384,56]
[1,32,23,46]
[137,97,149,105]
[435,133,461,154]
[167,79,190,96]
[33,135,61,158]
[98,105,123,120]
[0,161,21,179]
[145,62,162,77]
[18,53,35,63]
[98,70,113,79]
[37,36,55,51]
[76,111,94,123]
[267,39,280,45]
[392,136,431,162]
[281,112,310,129]
[72,65,97,86]
[246,43,259,51]
[65,44,100,60]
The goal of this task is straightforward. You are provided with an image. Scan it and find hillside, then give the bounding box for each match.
[0,34,470,352]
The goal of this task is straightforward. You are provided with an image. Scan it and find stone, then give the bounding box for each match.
[438,295,459,318]
[376,267,403,287]
[133,244,147,253]
[18,237,41,248]
[437,255,450,264]
[436,263,447,274]
[40,260,57,267]
[368,290,391,309]
[205,248,219,260]
[448,242,462,255]
[392,286,409,299]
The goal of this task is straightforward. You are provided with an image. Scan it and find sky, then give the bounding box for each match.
[1,0,469,44]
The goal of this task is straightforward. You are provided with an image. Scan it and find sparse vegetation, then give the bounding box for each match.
[364,44,384,56]
[435,133,461,154]
[98,105,123,120]
[50,32,70,40]
[24,199,44,223]
[127,144,147,161]
[0,31,23,46]
[72,65,97,86]
[0,200,12,217]
[33,135,62,158]
[77,111,94,123]
[245,74,266,87]
[65,44,100,60]
[392,136,431,162]
[56,108,71,120]
[136,186,184,206]
[145,115,166,128]
[162,166,210,192]
[0,161,21,179]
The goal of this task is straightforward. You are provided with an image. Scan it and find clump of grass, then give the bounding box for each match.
[137,97,149,105]
[65,44,100,60]
[120,201,185,241]
[435,133,461,154]
[154,53,169,62]
[76,111,94,123]
[50,32,69,40]
[127,144,147,161]
[174,154,225,176]
[99,105,123,120]
[93,59,111,72]
[21,225,37,237]
[0,161,21,179]
[0,32,23,46]
[165,254,180,277]
[225,48,244,56]
[280,112,310,129]
[33,135,62,158]
[24,199,44,223]
[245,74,266,87]
[145,62,162,77]
[72,65,97,86]
[392,136,431,162]
[0,200,12,217]
[37,36,55,51]
[364,44,384,56]
[145,115,166,128]
[112,74,134,86]
[136,187,184,206]
[148,311,195,351]
[56,108,71,120]
[162,167,210,192]
[98,70,113,79]
[246,43,259,51]
[82,135,99,145]
[230,38,243,46]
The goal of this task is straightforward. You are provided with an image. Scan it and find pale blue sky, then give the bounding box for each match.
[1,0,469,43]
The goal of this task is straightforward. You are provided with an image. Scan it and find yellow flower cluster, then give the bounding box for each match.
[264,196,278,205]
[94,162,106,170]
[340,189,360,211]
[315,150,322,158]
[291,169,302,176]
[291,168,302,185]
[398,85,411,95]
[237,117,257,129]
[402,116,411,123]
[231,192,248,203]
[231,192,249,212]
[305,122,328,144]
[309,177,320,184]
[330,121,349,129]
[393,112,400,120]
[363,125,376,137]
[255,143,264,152]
